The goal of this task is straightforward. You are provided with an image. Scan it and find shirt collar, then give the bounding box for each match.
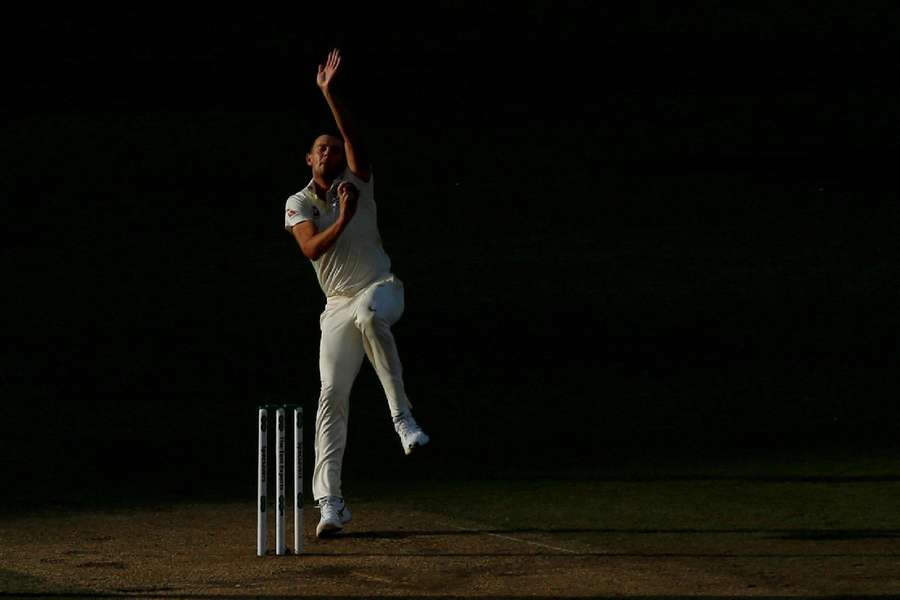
[305,169,348,201]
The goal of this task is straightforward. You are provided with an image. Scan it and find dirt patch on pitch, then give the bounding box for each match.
[1,484,899,597]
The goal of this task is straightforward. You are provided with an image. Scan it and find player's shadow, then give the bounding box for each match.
[340,530,410,540]
[341,528,900,541]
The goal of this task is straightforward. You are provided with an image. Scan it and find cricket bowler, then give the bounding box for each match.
[284,49,430,538]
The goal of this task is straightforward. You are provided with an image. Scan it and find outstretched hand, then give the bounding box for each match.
[317,49,341,91]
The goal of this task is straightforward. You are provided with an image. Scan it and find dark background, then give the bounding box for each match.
[2,3,899,506]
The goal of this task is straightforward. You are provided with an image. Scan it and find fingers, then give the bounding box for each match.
[337,185,357,220]
[338,180,357,191]
[318,50,341,89]
[337,183,358,214]
[326,48,341,71]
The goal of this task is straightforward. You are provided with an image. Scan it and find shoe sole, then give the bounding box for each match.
[316,521,343,538]
[404,436,430,456]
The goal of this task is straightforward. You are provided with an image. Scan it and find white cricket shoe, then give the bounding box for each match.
[394,412,430,455]
[316,496,352,538]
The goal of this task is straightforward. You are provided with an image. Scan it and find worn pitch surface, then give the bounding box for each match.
[2,462,899,598]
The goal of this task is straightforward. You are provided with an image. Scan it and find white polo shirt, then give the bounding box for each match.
[284,168,392,298]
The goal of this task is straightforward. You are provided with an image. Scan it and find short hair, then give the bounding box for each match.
[309,133,344,153]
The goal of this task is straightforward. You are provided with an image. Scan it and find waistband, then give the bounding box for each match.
[325,273,397,300]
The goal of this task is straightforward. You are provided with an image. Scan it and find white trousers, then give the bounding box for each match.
[312,274,411,501]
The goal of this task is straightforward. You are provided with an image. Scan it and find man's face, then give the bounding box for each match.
[306,135,345,180]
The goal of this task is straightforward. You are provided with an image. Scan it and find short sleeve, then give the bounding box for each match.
[284,193,315,231]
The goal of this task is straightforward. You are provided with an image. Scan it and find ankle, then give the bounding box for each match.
[392,411,412,423]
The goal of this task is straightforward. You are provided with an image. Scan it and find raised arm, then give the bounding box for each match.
[317,48,371,182]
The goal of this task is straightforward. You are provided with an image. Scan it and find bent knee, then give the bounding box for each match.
[356,305,402,330]
[355,307,385,329]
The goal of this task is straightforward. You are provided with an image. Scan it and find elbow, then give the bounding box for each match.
[301,244,321,261]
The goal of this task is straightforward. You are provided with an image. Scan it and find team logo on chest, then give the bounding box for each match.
[312,206,320,218]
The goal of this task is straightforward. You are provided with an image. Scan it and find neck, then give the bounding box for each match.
[312,175,332,200]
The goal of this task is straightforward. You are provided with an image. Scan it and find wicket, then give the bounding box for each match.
[257,404,303,556]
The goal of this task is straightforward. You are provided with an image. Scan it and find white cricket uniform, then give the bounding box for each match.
[284,168,411,501]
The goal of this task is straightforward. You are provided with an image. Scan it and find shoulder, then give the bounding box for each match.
[285,188,318,231]
[343,168,374,189]
[286,189,311,207]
